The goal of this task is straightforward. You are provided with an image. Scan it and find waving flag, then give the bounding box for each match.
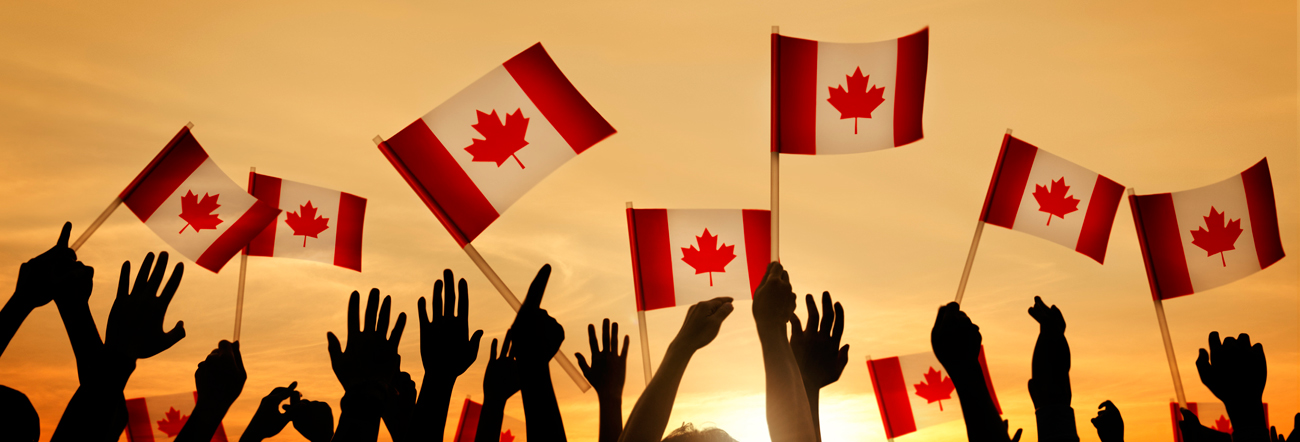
[245,173,366,271]
[980,134,1125,263]
[773,28,928,154]
[378,43,615,246]
[120,126,280,272]
[626,209,772,311]
[1170,401,1269,442]
[867,348,1000,439]
[452,398,527,442]
[1131,159,1284,300]
[125,391,228,442]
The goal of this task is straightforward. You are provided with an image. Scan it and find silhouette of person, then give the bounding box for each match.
[789,291,849,441]
[931,302,1021,442]
[577,318,630,442]
[1027,296,1078,441]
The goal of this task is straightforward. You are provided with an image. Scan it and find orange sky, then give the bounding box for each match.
[0,1,1296,441]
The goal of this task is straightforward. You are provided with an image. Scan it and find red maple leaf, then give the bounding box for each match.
[464,108,530,169]
[156,406,189,438]
[284,200,331,247]
[680,228,736,286]
[1032,178,1080,226]
[178,190,222,234]
[912,366,955,411]
[1212,414,1232,434]
[500,429,515,442]
[1191,206,1244,267]
[826,67,886,134]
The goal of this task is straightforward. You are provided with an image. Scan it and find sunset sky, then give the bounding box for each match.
[0,1,1296,441]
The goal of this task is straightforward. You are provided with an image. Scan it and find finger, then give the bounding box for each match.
[1011,427,1022,442]
[713,301,735,321]
[57,222,72,249]
[501,331,513,357]
[389,312,407,350]
[831,302,845,344]
[576,352,590,375]
[159,263,184,308]
[620,335,629,360]
[327,332,342,360]
[442,269,455,317]
[1196,348,1211,379]
[789,313,804,339]
[602,318,611,353]
[837,345,850,370]
[490,338,499,360]
[148,252,170,295]
[522,264,551,311]
[364,289,379,333]
[457,278,469,320]
[1208,331,1222,358]
[819,292,833,334]
[468,330,483,356]
[587,324,599,354]
[803,293,819,333]
[433,279,444,317]
[418,297,430,326]
[610,321,619,354]
[377,295,391,335]
[160,321,186,350]
[232,340,244,370]
[1100,400,1115,411]
[118,261,131,300]
[134,252,155,295]
[347,291,360,337]
[1238,333,1252,348]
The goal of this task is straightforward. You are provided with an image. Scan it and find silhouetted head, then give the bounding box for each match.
[0,385,38,442]
[662,423,736,442]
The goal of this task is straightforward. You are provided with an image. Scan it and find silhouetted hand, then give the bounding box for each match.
[789,292,849,390]
[1179,408,1232,442]
[752,262,795,335]
[327,289,406,393]
[484,335,521,403]
[1196,331,1266,406]
[509,265,564,366]
[931,302,981,370]
[105,251,185,383]
[13,222,78,311]
[195,340,246,408]
[577,319,629,401]
[1090,400,1123,442]
[384,371,416,442]
[1027,296,1072,411]
[287,395,334,442]
[1028,296,1065,335]
[671,297,734,352]
[419,269,484,380]
[1269,413,1300,442]
[240,382,300,442]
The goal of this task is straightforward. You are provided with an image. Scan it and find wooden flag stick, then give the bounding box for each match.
[953,128,1013,304]
[627,202,653,385]
[770,25,781,263]
[1128,187,1187,408]
[462,243,592,392]
[71,197,121,251]
[233,166,255,342]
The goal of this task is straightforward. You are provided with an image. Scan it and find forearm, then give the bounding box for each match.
[333,390,383,442]
[475,396,507,442]
[1225,402,1269,442]
[619,343,694,442]
[597,394,624,442]
[0,299,33,357]
[757,326,815,442]
[948,362,1007,441]
[806,387,821,442]
[176,401,234,442]
[520,361,566,441]
[51,385,128,442]
[1034,406,1079,442]
[54,299,103,382]
[412,374,455,441]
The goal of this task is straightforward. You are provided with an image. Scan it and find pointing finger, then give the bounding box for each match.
[522,264,551,311]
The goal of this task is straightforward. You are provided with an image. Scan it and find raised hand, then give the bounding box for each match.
[239,382,300,442]
[671,297,734,352]
[1026,296,1072,417]
[326,289,406,393]
[484,335,521,403]
[13,222,78,310]
[287,395,335,442]
[577,319,629,442]
[1028,296,1066,335]
[4,223,94,361]
[1196,331,1268,441]
[931,302,981,370]
[1091,400,1123,442]
[1269,413,1300,442]
[930,302,1018,442]
[752,262,795,335]
[419,269,484,379]
[577,319,630,400]
[178,340,246,442]
[508,264,567,441]
[106,252,186,362]
[789,292,849,390]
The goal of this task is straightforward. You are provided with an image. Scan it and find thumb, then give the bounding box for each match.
[327,332,343,360]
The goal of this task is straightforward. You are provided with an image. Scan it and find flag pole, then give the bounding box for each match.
[71,198,121,251]
[462,243,592,392]
[233,166,255,342]
[627,202,653,386]
[1128,187,1187,409]
[954,128,1012,304]
[770,25,781,263]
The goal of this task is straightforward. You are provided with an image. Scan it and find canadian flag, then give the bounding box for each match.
[451,398,527,442]
[626,209,772,311]
[1131,159,1285,300]
[866,348,1001,439]
[245,173,366,271]
[120,126,281,272]
[124,391,228,442]
[980,134,1125,263]
[1169,401,1269,442]
[773,28,928,154]
[378,43,616,246]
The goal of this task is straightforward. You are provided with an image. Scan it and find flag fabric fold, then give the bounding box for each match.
[452,398,527,442]
[773,28,928,155]
[1169,401,1269,442]
[125,391,228,442]
[120,126,281,272]
[979,134,1126,263]
[1131,158,1285,300]
[627,208,772,311]
[378,43,615,246]
[866,347,1000,439]
[245,173,366,271]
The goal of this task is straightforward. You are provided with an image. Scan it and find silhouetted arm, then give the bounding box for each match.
[477,335,519,442]
[577,319,629,442]
[1027,296,1077,442]
[414,269,483,441]
[752,263,816,442]
[510,265,567,441]
[327,289,406,442]
[2,222,78,357]
[1090,401,1123,442]
[1196,331,1268,442]
[932,302,1021,442]
[789,291,849,442]
[618,297,733,442]
[384,372,416,442]
[178,340,246,442]
[240,382,300,442]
